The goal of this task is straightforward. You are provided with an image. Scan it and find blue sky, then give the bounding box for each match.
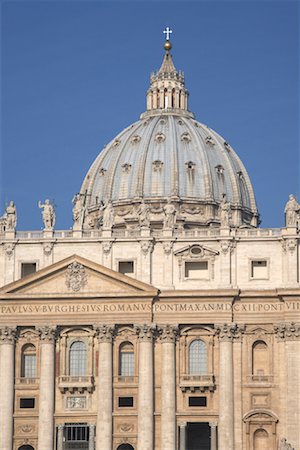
[1,1,299,229]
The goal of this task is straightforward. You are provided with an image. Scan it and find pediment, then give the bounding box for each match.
[174,244,219,259]
[0,255,157,298]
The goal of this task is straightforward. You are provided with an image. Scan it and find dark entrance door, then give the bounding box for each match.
[116,445,134,450]
[187,422,210,450]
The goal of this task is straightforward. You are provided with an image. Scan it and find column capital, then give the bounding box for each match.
[37,325,57,343]
[134,323,156,341]
[94,324,115,343]
[274,322,300,341]
[0,326,17,344]
[159,324,179,343]
[179,422,187,428]
[215,323,245,341]
[209,421,218,428]
[58,424,64,431]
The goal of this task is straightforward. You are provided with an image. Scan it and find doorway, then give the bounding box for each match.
[116,445,134,450]
[187,422,210,450]
[18,446,34,450]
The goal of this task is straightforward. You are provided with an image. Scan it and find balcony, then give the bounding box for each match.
[15,377,39,389]
[114,375,138,386]
[246,374,274,384]
[179,374,215,393]
[58,375,94,393]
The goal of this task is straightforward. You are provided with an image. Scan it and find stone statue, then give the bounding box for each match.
[138,200,150,228]
[72,193,84,227]
[38,199,55,230]
[5,201,17,231]
[285,194,300,227]
[163,198,176,229]
[279,438,294,450]
[220,194,231,227]
[102,201,114,229]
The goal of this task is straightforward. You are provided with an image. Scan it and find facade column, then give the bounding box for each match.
[57,425,64,450]
[216,323,236,450]
[160,325,178,450]
[275,322,300,449]
[179,422,186,450]
[209,422,217,450]
[136,324,155,450]
[95,325,115,450]
[233,326,245,449]
[89,424,96,450]
[0,326,16,450]
[37,326,56,450]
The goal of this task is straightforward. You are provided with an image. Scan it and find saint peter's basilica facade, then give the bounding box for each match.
[0,35,299,450]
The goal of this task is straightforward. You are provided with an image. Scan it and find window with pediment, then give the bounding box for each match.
[69,341,87,376]
[252,340,269,376]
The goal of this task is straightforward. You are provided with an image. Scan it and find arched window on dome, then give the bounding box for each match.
[189,339,207,375]
[119,342,134,377]
[21,343,37,378]
[172,88,176,108]
[69,341,87,376]
[164,88,168,108]
[252,340,269,377]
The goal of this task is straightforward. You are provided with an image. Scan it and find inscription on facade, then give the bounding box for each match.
[0,301,299,316]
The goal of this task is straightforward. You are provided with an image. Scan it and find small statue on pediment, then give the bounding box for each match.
[285,194,300,227]
[220,194,231,227]
[38,199,55,230]
[5,201,17,231]
[138,200,150,228]
[163,198,177,229]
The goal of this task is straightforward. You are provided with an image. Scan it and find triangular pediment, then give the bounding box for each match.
[174,244,219,258]
[0,255,158,298]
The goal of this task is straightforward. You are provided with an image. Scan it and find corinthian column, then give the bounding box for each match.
[160,324,178,450]
[95,325,115,450]
[0,326,16,450]
[135,324,155,450]
[37,326,56,450]
[216,323,236,450]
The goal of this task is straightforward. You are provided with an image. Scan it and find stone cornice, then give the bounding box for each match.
[0,326,16,344]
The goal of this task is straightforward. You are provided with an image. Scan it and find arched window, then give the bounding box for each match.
[18,445,34,450]
[252,340,268,376]
[119,342,134,377]
[189,339,207,375]
[69,341,87,376]
[21,344,37,378]
[254,428,269,450]
[116,445,134,450]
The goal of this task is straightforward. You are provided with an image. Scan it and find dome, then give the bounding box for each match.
[78,41,259,230]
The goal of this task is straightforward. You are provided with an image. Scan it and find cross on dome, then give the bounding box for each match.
[163,27,173,41]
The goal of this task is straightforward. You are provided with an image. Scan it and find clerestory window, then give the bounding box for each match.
[69,341,87,376]
[189,339,207,375]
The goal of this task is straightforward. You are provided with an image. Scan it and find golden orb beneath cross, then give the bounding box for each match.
[164,40,172,51]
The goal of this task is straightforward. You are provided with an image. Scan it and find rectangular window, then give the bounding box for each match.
[118,396,134,407]
[21,263,37,278]
[20,398,35,408]
[185,261,208,279]
[251,260,268,279]
[188,396,207,407]
[118,261,134,276]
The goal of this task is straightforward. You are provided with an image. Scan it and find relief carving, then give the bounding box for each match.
[0,326,16,344]
[65,262,87,292]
